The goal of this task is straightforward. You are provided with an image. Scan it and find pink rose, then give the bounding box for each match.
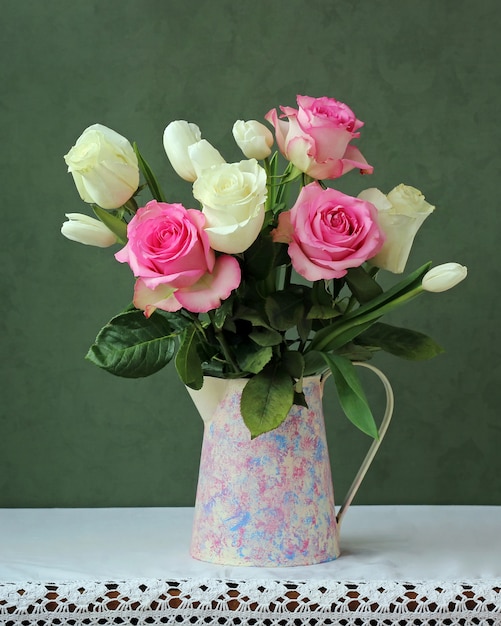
[265,95,373,180]
[115,200,241,315]
[272,183,384,281]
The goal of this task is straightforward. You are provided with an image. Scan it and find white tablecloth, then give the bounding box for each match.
[1,505,500,624]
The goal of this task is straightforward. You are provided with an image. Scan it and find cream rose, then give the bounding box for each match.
[192,159,267,254]
[64,124,139,210]
[359,184,435,273]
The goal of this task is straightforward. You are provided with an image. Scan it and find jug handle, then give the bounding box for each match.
[323,361,394,528]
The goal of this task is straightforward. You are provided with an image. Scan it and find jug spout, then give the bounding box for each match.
[186,377,236,425]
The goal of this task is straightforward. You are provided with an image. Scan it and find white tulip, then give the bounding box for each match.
[232,120,274,160]
[193,159,267,254]
[64,124,139,210]
[61,213,118,247]
[422,263,467,292]
[359,184,435,274]
[163,120,201,181]
[163,121,224,181]
[188,139,226,178]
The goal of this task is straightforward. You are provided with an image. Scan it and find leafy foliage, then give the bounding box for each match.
[86,309,184,378]
[72,117,457,441]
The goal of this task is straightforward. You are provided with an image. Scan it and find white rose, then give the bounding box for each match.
[163,121,224,181]
[61,213,118,247]
[422,263,467,292]
[193,159,267,254]
[359,184,435,273]
[232,120,274,160]
[64,124,139,210]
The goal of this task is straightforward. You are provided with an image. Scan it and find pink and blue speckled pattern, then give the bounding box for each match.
[190,377,340,566]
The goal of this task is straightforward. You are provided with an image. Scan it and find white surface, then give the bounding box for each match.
[1,505,500,583]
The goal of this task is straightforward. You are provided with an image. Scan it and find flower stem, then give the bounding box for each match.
[123,197,139,214]
[208,311,241,374]
[264,156,276,212]
[283,264,292,290]
[309,285,424,354]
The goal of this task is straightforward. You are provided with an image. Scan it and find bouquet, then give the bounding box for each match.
[61,94,467,439]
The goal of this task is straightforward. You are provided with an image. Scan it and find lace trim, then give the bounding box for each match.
[1,578,500,625]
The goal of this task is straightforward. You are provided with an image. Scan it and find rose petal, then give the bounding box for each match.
[341,145,374,176]
[284,182,384,280]
[264,108,288,155]
[288,240,347,281]
[133,279,181,317]
[204,205,265,254]
[271,211,294,244]
[115,201,215,288]
[175,255,241,313]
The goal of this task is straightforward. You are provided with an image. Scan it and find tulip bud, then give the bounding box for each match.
[422,263,467,292]
[61,213,118,247]
[163,121,225,182]
[188,139,226,178]
[64,124,139,210]
[232,120,274,160]
[163,120,202,182]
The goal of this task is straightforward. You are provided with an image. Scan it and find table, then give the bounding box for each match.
[0,505,500,625]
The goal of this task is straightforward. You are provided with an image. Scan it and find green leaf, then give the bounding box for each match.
[265,288,305,331]
[297,315,312,343]
[156,309,192,334]
[312,318,380,353]
[133,143,166,202]
[357,322,444,360]
[175,325,203,389]
[342,262,432,321]
[243,231,277,280]
[235,343,273,375]
[303,350,329,376]
[234,305,270,328]
[240,363,294,438]
[281,350,305,380]
[249,326,283,347]
[200,359,226,378]
[308,262,431,353]
[345,266,383,303]
[308,281,340,319]
[212,296,234,330]
[321,353,378,439]
[335,342,374,362]
[85,310,176,377]
[312,279,333,305]
[92,205,128,244]
[307,304,341,320]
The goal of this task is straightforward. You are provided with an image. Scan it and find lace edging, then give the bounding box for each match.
[1,578,500,625]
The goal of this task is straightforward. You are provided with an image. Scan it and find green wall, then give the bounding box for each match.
[1,0,499,507]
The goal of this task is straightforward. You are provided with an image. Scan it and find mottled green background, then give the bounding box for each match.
[1,0,499,508]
